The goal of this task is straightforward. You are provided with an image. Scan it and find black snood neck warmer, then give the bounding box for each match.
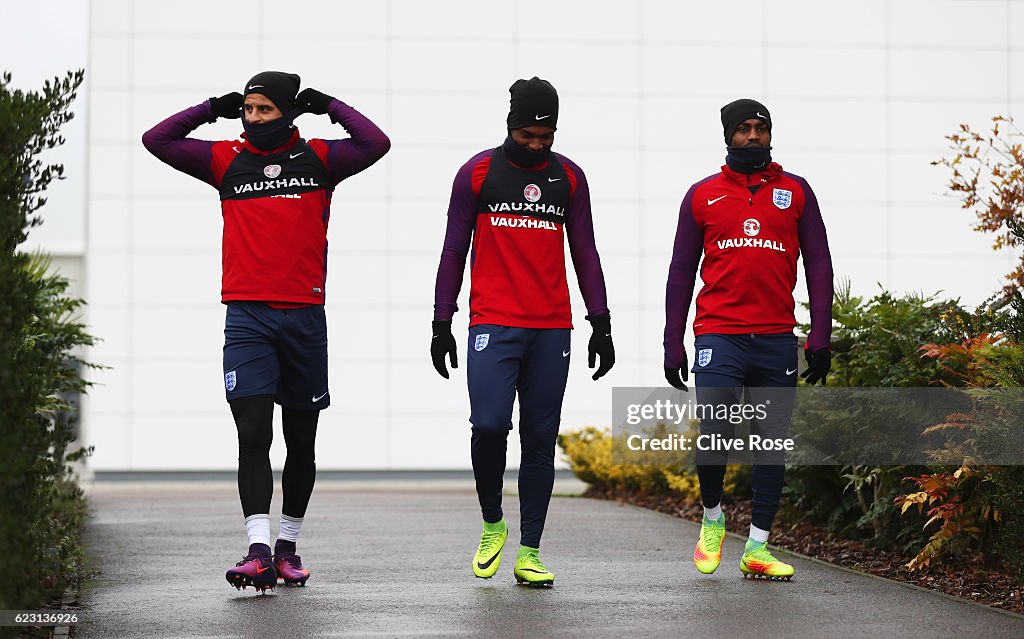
[725,145,773,174]
[502,135,551,168]
[242,108,303,151]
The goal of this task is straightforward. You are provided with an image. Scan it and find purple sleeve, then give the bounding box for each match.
[433,152,488,321]
[140,101,217,185]
[794,176,834,352]
[559,155,609,319]
[321,99,391,184]
[663,185,704,368]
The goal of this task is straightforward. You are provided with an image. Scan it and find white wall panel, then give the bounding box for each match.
[262,1,389,38]
[391,42,516,92]
[315,415,391,469]
[85,415,133,470]
[89,37,133,88]
[131,308,224,358]
[887,100,1003,151]
[763,1,886,47]
[267,40,391,94]
[519,0,641,41]
[129,415,237,469]
[90,0,133,34]
[516,43,641,96]
[85,252,132,305]
[89,200,132,251]
[131,251,221,304]
[768,48,887,99]
[641,0,764,44]
[769,99,888,152]
[888,0,1006,48]
[889,49,1008,101]
[132,39,257,90]
[392,0,505,39]
[89,145,134,196]
[389,417,471,468]
[89,90,133,142]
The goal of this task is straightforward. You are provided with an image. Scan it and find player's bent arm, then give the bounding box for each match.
[322,100,391,184]
[141,101,217,185]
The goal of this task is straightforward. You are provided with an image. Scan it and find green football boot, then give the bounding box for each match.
[740,540,795,580]
[693,513,726,574]
[472,519,508,579]
[513,546,554,587]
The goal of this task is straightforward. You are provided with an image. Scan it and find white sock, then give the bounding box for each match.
[244,514,271,547]
[748,524,770,544]
[278,514,303,543]
[703,504,723,522]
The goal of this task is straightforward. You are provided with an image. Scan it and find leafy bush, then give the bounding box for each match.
[0,70,94,614]
[558,426,675,493]
[557,426,749,500]
[783,285,965,545]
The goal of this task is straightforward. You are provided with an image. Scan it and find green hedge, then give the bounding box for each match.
[0,70,94,619]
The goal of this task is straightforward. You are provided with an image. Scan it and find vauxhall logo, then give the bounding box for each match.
[233,177,320,195]
[486,202,565,217]
[489,215,559,231]
[717,236,786,253]
[715,218,786,253]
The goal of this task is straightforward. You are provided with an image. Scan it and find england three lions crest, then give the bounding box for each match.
[772,188,792,210]
[474,334,490,351]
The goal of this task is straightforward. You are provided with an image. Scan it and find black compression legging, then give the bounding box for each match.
[230,395,319,519]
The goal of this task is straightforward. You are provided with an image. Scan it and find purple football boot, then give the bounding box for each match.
[225,543,277,593]
[274,540,311,586]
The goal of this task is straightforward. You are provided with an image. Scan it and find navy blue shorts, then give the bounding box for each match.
[222,302,329,410]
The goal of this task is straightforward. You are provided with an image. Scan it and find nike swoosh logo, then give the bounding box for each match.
[477,553,500,570]
[786,368,797,375]
[562,351,570,357]
[548,177,561,182]
[248,84,264,90]
[707,195,727,206]
[756,112,767,119]
[312,392,328,402]
[289,152,304,159]
[254,565,269,574]
[535,114,551,120]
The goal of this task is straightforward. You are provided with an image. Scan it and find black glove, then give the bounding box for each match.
[800,348,832,385]
[431,320,458,379]
[297,88,334,115]
[665,351,689,391]
[586,314,615,381]
[209,92,243,121]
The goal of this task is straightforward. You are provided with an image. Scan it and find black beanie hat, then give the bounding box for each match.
[720,98,771,144]
[243,71,301,112]
[507,77,558,131]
